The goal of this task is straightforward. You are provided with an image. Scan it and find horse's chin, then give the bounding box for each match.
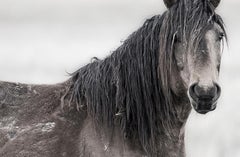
[190,99,217,115]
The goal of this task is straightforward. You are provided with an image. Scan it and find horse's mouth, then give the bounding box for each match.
[190,99,217,114]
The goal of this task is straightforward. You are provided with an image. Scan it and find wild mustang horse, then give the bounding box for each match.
[0,0,226,157]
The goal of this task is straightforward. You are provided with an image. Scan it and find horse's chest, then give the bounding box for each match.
[78,119,147,157]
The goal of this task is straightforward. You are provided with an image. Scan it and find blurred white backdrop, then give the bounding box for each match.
[0,0,239,157]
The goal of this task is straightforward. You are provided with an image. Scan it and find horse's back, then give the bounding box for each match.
[0,81,84,157]
[0,81,66,121]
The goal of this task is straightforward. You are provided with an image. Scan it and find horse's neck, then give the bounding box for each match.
[120,100,191,157]
[66,77,192,157]
[158,114,189,157]
[155,108,190,157]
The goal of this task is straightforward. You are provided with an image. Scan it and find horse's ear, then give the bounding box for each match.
[210,0,221,8]
[163,0,178,8]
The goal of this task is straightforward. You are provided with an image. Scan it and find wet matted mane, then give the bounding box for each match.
[65,0,226,155]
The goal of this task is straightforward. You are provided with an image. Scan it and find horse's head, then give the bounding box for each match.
[163,0,226,114]
[180,23,224,114]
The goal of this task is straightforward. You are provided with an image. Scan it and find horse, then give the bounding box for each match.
[0,0,226,156]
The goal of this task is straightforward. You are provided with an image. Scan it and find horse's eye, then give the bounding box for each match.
[218,32,224,41]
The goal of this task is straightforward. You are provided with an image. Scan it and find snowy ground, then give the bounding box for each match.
[0,0,239,156]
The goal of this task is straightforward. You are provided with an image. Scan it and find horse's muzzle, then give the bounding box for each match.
[189,83,221,114]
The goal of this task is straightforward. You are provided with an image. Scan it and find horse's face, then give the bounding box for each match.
[174,23,224,114]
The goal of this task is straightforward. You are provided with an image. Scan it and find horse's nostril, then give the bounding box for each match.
[215,83,221,101]
[189,83,198,101]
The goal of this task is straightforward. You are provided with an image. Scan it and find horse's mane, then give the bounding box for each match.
[65,0,226,155]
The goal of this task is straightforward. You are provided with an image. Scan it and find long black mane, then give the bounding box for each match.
[66,0,226,155]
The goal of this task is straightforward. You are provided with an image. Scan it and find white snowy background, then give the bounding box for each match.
[0,0,239,156]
